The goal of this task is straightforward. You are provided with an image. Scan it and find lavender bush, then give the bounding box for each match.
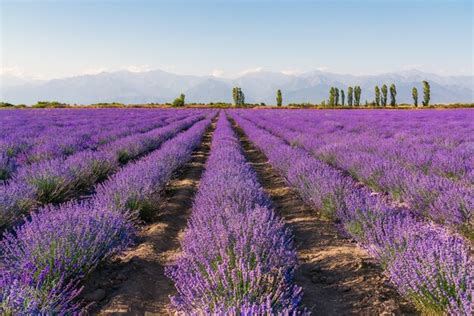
[0,113,207,230]
[0,202,135,314]
[1,111,215,313]
[231,111,472,314]
[237,109,473,236]
[167,113,304,313]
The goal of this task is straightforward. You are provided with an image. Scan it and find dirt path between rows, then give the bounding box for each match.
[81,122,215,315]
[233,122,418,315]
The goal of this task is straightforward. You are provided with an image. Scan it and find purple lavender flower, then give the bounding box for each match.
[167,113,303,313]
[230,109,473,314]
[0,202,135,313]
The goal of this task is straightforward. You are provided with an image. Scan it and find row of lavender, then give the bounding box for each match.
[292,109,473,184]
[167,113,304,313]
[0,112,207,230]
[239,110,473,239]
[230,111,472,315]
[0,114,214,313]
[0,109,194,180]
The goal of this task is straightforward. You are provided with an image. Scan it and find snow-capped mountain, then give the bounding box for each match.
[1,69,472,105]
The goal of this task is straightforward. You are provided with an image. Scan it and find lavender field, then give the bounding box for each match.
[0,108,472,315]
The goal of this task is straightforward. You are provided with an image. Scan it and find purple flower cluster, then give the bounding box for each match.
[230,111,472,315]
[93,118,213,220]
[167,113,304,314]
[237,109,473,236]
[0,202,135,314]
[0,109,193,179]
[1,111,215,313]
[0,113,206,230]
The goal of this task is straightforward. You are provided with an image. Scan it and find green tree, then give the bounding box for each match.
[422,81,430,106]
[347,87,353,106]
[390,84,397,106]
[381,84,388,106]
[232,87,245,106]
[276,89,282,107]
[232,87,238,106]
[354,86,362,106]
[341,90,345,106]
[329,87,335,106]
[172,93,185,107]
[412,87,418,107]
[374,86,381,106]
[335,88,339,106]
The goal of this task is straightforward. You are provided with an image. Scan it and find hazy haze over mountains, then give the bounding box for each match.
[1,69,472,105]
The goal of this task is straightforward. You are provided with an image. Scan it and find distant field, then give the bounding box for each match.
[0,108,472,314]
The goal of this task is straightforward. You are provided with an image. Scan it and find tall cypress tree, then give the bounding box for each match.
[381,84,388,107]
[276,89,282,107]
[354,86,362,106]
[341,90,345,106]
[232,87,238,106]
[412,87,418,107]
[329,87,335,106]
[390,84,397,106]
[335,88,339,106]
[232,87,245,106]
[347,87,353,106]
[239,88,245,106]
[375,86,381,106]
[422,81,430,106]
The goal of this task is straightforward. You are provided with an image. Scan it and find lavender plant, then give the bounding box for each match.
[0,113,207,230]
[167,113,304,313]
[0,202,135,313]
[231,111,473,314]
[0,111,215,314]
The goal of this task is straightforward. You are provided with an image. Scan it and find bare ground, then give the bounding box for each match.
[80,122,215,315]
[232,122,418,315]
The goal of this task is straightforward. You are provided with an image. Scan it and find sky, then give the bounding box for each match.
[1,0,473,79]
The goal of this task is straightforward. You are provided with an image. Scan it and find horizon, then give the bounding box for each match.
[1,0,473,81]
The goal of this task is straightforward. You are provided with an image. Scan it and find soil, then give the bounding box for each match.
[80,122,215,315]
[232,121,419,315]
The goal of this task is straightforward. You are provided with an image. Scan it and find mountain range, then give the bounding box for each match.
[1,69,472,105]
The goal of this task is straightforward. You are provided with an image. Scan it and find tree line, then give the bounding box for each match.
[151,81,430,108]
[325,81,430,107]
[225,81,430,107]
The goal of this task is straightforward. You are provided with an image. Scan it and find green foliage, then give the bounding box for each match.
[0,102,15,107]
[381,84,388,106]
[354,86,362,106]
[276,89,282,106]
[328,87,335,106]
[172,93,186,107]
[341,90,345,106]
[32,101,68,108]
[347,87,353,106]
[412,87,418,107]
[328,87,341,107]
[232,87,245,106]
[422,81,430,106]
[390,84,397,106]
[374,86,381,106]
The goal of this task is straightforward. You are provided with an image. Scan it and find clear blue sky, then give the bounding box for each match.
[1,0,472,79]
